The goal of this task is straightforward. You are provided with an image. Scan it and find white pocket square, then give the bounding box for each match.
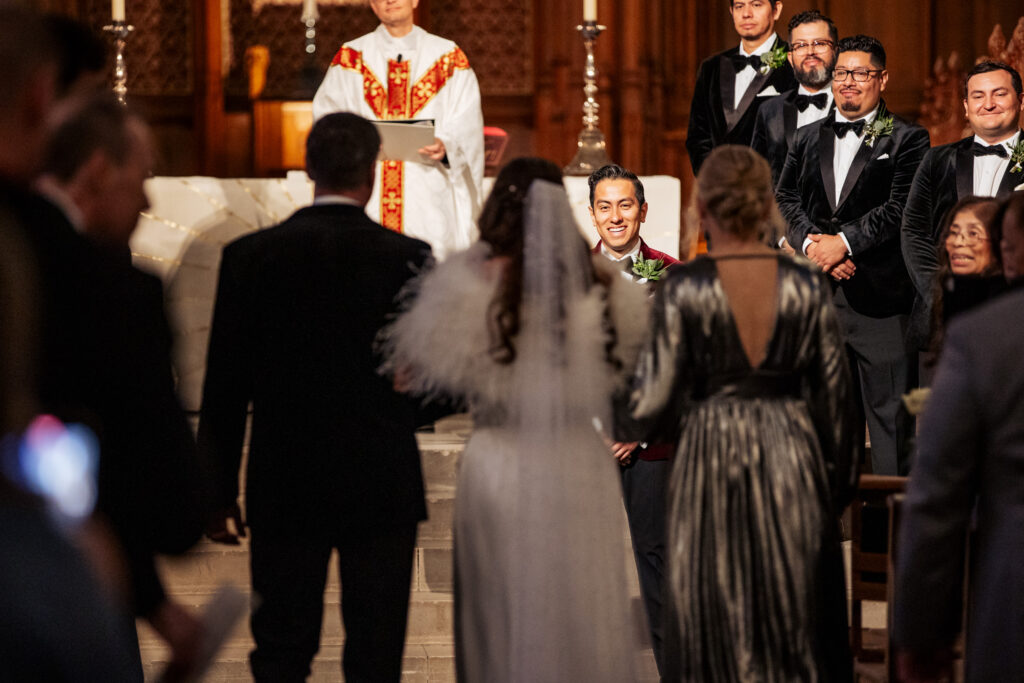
[757,86,780,97]
[877,153,890,160]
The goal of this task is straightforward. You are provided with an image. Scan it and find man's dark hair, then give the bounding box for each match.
[787,10,838,45]
[44,14,107,97]
[305,113,380,191]
[41,93,135,181]
[963,60,1023,98]
[837,35,886,69]
[587,164,645,208]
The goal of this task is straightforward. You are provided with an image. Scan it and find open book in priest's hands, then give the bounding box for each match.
[373,119,436,164]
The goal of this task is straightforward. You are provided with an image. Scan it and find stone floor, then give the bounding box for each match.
[139,415,881,682]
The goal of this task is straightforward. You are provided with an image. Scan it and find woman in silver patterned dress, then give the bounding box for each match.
[628,146,860,682]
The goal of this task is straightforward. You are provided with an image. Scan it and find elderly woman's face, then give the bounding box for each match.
[945,208,994,276]
[1000,205,1024,281]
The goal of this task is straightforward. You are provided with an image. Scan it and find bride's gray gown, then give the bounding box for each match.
[385,182,644,682]
[629,253,860,682]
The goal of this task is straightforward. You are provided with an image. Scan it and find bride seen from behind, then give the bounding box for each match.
[383,158,645,682]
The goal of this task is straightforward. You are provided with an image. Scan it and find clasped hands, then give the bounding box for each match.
[806,233,856,281]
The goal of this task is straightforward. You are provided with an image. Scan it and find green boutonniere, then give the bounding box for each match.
[632,257,667,281]
[1009,138,1024,173]
[759,44,788,75]
[863,114,894,148]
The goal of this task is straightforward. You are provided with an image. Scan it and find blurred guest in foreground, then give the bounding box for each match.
[895,190,1024,683]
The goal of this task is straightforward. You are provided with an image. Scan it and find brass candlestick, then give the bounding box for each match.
[564,21,612,176]
[103,21,134,105]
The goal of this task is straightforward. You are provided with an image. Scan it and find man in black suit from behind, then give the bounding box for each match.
[686,0,797,175]
[199,112,433,683]
[751,9,838,190]
[900,61,1023,353]
[777,35,930,476]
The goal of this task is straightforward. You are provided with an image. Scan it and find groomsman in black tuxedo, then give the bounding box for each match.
[777,35,930,476]
[901,61,1023,352]
[752,10,838,189]
[686,0,797,174]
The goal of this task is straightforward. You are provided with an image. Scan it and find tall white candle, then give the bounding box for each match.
[301,0,318,21]
[112,0,125,22]
[583,0,597,22]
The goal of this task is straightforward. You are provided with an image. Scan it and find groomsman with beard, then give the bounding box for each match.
[752,10,838,190]
[686,0,797,175]
[901,61,1024,353]
[777,35,930,476]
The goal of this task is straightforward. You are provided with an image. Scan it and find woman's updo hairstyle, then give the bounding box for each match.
[694,145,783,243]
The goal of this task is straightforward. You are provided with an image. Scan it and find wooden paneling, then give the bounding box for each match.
[47,0,1023,178]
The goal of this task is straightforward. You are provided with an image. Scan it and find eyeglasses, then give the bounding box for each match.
[946,229,989,246]
[832,68,884,82]
[790,40,834,55]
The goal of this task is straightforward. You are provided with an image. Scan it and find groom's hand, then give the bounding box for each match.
[207,503,247,545]
[610,441,639,465]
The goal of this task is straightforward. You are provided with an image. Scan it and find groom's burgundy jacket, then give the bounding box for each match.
[592,238,680,461]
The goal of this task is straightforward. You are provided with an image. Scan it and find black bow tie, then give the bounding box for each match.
[730,54,762,72]
[795,93,828,112]
[971,142,1009,158]
[833,119,866,138]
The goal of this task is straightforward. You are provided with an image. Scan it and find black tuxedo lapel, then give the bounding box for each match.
[819,121,838,211]
[730,69,771,132]
[782,92,799,148]
[837,137,877,211]
[954,142,973,200]
[996,131,1024,195]
[720,53,738,122]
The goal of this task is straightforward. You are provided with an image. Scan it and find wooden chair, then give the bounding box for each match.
[849,475,908,665]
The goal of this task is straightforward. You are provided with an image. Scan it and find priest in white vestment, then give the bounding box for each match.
[312,0,484,259]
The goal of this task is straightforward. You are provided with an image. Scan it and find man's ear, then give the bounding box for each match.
[878,69,889,93]
[639,202,649,224]
[76,149,113,196]
[588,204,597,228]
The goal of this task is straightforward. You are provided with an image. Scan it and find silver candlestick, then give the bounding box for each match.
[564,21,612,176]
[103,21,134,105]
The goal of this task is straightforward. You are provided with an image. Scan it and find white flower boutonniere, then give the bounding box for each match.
[1009,139,1024,173]
[863,114,894,148]
[759,45,788,75]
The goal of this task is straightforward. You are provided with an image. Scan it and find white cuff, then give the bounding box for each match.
[838,232,853,255]
[801,236,813,255]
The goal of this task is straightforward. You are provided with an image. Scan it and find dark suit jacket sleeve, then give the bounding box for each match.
[686,60,715,176]
[893,318,979,653]
[197,243,253,511]
[776,129,819,248]
[840,125,930,255]
[901,148,942,299]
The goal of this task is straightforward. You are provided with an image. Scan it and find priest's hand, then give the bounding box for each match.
[806,233,849,271]
[207,503,247,545]
[418,138,447,161]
